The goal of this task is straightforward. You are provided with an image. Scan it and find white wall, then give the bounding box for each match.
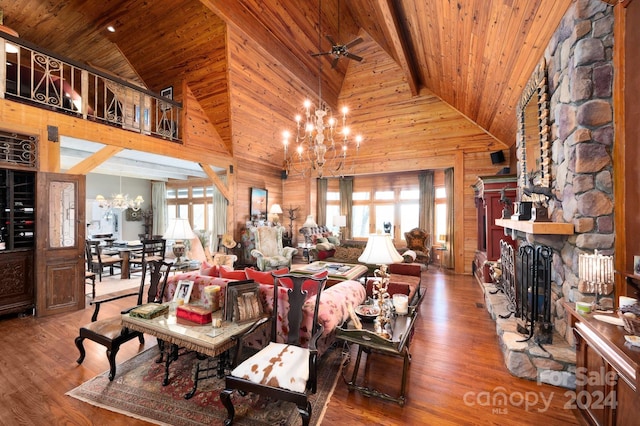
[85,173,152,241]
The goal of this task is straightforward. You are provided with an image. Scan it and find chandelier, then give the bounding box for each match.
[281,0,362,179]
[282,98,362,178]
[96,176,144,211]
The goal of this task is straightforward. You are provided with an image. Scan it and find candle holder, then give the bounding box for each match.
[578,250,614,310]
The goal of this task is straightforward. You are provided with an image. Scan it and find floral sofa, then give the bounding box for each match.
[162,264,366,356]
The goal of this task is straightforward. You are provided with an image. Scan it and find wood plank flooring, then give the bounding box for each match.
[0,268,579,425]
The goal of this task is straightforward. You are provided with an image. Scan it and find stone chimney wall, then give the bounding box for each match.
[526,0,614,344]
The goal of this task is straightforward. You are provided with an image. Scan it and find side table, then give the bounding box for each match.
[336,297,422,405]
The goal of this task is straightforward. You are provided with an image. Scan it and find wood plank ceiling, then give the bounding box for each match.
[1,0,572,164]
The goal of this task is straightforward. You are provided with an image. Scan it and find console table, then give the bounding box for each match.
[336,291,424,406]
[565,302,640,425]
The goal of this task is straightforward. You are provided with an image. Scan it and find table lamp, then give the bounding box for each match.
[269,204,283,225]
[164,218,195,264]
[358,232,404,337]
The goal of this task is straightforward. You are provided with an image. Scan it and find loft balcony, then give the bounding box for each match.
[0,32,182,142]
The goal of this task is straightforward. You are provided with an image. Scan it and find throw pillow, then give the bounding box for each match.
[316,237,328,244]
[245,267,289,285]
[199,261,220,277]
[327,236,340,246]
[219,266,248,280]
[212,253,235,268]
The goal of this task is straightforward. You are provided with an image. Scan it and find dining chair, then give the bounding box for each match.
[220,273,327,425]
[129,238,166,276]
[75,259,173,381]
[85,239,123,282]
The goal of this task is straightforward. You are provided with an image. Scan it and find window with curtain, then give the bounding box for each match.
[326,172,422,240]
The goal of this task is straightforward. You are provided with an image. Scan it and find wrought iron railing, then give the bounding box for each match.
[0,32,182,142]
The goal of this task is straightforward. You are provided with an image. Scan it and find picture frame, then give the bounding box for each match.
[224,280,262,323]
[634,256,640,275]
[250,187,268,221]
[173,280,194,303]
[160,86,173,111]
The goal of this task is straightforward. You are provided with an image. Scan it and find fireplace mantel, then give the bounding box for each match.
[495,218,574,235]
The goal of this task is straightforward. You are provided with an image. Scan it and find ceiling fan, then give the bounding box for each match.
[311,35,363,69]
[310,0,363,69]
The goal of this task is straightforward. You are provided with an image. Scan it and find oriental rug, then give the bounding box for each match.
[67,345,345,425]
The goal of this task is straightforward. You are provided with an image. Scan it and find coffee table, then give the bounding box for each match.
[122,307,265,398]
[291,261,368,286]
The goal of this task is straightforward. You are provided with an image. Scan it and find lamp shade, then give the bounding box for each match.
[302,215,317,228]
[333,215,346,227]
[163,218,196,240]
[269,204,283,214]
[358,233,403,265]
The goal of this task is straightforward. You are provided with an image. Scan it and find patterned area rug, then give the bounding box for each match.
[67,344,345,425]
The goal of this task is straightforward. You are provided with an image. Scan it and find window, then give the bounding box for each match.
[165,183,217,233]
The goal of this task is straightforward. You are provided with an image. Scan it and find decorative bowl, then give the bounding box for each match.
[355,304,380,322]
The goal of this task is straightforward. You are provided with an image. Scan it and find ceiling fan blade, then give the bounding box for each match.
[331,57,339,69]
[345,52,363,62]
[345,37,363,49]
[325,35,337,46]
[311,51,332,57]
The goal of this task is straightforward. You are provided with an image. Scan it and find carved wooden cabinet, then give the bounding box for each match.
[567,303,640,426]
[472,174,517,283]
[0,169,36,316]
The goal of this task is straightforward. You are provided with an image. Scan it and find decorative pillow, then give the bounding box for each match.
[316,237,328,244]
[315,242,334,251]
[403,250,417,263]
[212,253,236,268]
[219,266,248,280]
[327,236,340,246]
[199,261,220,277]
[245,267,289,285]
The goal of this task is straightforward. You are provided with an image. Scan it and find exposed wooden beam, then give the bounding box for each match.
[372,0,419,96]
[199,162,230,201]
[65,145,123,175]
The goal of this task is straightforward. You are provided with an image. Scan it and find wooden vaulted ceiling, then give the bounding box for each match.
[2,0,572,164]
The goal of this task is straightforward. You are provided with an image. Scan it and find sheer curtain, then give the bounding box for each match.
[339,177,353,240]
[419,171,435,243]
[316,178,327,226]
[151,181,167,237]
[444,167,454,269]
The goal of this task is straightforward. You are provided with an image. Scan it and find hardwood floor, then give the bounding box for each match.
[0,269,579,425]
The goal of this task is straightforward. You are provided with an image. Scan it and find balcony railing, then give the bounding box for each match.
[0,32,182,142]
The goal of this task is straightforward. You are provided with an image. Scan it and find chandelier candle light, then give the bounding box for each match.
[96,176,144,211]
[282,100,362,178]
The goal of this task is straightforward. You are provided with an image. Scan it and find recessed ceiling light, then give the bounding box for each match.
[107,25,115,33]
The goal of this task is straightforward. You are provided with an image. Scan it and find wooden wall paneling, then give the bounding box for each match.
[182,83,231,157]
[615,0,639,296]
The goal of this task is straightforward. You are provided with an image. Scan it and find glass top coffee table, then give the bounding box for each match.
[291,261,368,286]
[122,307,265,397]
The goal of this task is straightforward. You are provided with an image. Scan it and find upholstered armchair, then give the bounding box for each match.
[403,227,431,265]
[250,226,298,271]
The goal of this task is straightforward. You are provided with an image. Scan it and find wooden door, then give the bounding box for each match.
[36,172,86,317]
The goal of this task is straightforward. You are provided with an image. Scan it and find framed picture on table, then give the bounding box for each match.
[173,280,193,303]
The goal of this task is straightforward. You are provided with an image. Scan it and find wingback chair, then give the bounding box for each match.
[404,227,431,265]
[250,226,298,271]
